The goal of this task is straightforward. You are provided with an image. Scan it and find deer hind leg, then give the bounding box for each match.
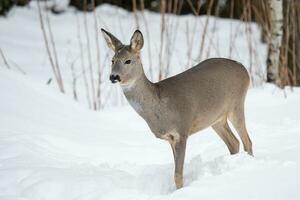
[212,118,240,155]
[228,104,253,156]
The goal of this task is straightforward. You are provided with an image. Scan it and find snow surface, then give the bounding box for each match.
[0,2,300,200]
[1,61,300,200]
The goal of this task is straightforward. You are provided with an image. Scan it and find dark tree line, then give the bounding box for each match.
[0,0,256,19]
[0,0,29,15]
[69,0,255,19]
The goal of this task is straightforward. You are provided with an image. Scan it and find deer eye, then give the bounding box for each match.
[111,60,114,64]
[125,60,131,64]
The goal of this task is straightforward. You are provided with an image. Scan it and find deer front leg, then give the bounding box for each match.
[170,136,187,189]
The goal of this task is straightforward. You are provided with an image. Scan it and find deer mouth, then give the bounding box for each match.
[110,74,121,83]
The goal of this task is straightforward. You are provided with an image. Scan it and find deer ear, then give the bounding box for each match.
[130,30,144,52]
[101,28,123,52]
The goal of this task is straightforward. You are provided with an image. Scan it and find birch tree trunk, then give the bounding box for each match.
[266,0,283,84]
[293,1,300,85]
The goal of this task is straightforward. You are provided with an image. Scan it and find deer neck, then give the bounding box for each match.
[121,72,159,116]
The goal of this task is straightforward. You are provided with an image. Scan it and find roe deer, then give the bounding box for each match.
[101,29,253,189]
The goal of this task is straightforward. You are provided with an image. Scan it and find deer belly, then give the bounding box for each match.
[189,116,215,135]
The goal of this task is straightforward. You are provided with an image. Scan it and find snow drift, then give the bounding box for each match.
[1,66,300,200]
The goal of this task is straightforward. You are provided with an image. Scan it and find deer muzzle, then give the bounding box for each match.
[110,74,121,83]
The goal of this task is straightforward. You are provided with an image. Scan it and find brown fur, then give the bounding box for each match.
[101,29,253,189]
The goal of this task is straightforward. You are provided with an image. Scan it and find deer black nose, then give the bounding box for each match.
[110,74,121,83]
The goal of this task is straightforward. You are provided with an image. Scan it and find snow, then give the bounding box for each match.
[0,2,300,200]
[1,64,300,200]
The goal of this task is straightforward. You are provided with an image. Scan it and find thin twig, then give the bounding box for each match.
[37,0,64,93]
[91,0,102,109]
[76,12,92,109]
[132,0,139,29]
[198,0,214,61]
[44,0,64,92]
[140,0,154,81]
[83,0,96,110]
[0,47,11,69]
[158,0,166,80]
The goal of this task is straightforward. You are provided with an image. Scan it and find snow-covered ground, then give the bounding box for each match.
[1,3,300,200]
[1,61,300,200]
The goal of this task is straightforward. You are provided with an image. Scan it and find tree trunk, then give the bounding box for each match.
[266,0,283,84]
[292,1,300,85]
[279,0,300,86]
[293,1,300,86]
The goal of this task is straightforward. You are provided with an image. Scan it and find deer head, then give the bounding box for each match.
[101,29,144,86]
